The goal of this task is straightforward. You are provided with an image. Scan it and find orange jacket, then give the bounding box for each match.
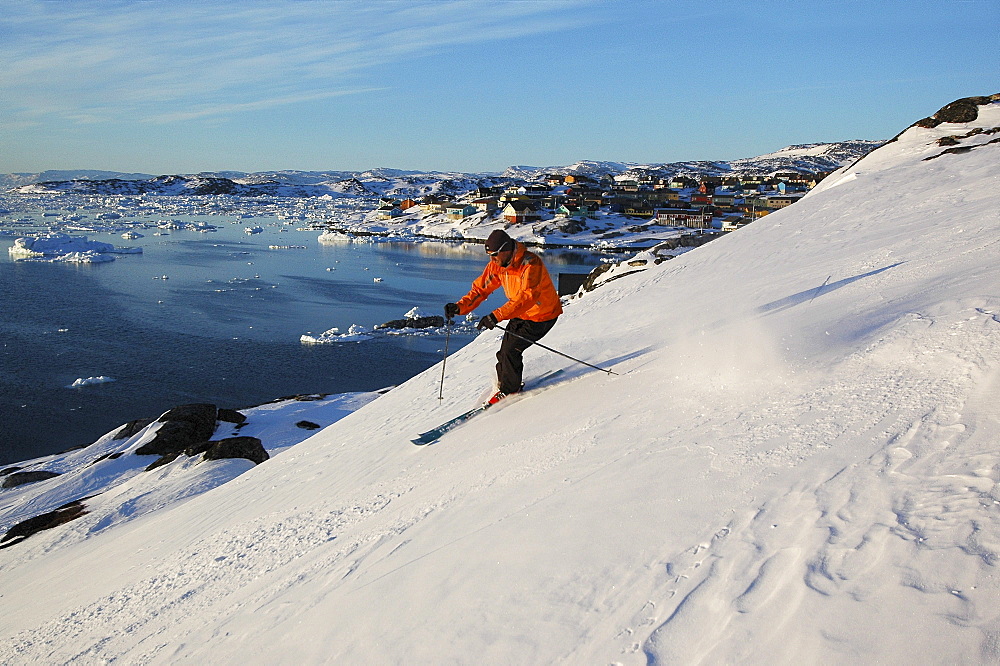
[456,242,563,323]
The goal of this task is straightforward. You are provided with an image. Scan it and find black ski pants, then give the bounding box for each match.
[496,317,558,394]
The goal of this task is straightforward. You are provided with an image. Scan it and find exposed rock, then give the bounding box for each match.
[159,403,219,432]
[580,263,615,292]
[218,408,247,424]
[376,315,445,330]
[557,218,588,234]
[145,452,182,471]
[679,233,717,247]
[145,435,267,470]
[924,136,1000,161]
[1,470,62,489]
[54,443,89,455]
[135,403,218,456]
[0,498,92,549]
[296,420,322,430]
[0,466,23,477]
[87,451,124,467]
[254,394,329,406]
[912,94,1000,129]
[201,437,269,465]
[114,418,152,440]
[136,420,205,457]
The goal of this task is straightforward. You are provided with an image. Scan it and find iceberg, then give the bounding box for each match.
[67,376,116,388]
[300,323,372,344]
[54,251,116,264]
[8,234,142,261]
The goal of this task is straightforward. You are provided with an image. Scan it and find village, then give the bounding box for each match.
[371,168,835,233]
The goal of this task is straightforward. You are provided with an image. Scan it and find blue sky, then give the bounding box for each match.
[1,0,997,175]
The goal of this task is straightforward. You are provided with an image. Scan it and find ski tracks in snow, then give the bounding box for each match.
[0,415,611,664]
[638,304,1000,664]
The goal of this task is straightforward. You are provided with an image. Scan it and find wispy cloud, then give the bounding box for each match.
[0,0,597,125]
[146,87,389,123]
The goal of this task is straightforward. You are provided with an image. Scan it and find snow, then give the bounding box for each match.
[1,101,1000,662]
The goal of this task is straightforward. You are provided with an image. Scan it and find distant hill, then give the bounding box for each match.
[502,141,882,182]
[3,140,882,198]
[0,170,153,192]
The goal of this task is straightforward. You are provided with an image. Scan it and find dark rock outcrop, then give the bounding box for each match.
[914,95,998,128]
[134,403,218,456]
[86,451,125,468]
[184,441,213,457]
[201,437,268,465]
[296,420,322,430]
[0,498,92,548]
[255,394,328,405]
[376,315,445,330]
[144,452,182,471]
[114,418,153,440]
[218,408,247,424]
[1,470,62,489]
[144,436,267,470]
[54,444,89,455]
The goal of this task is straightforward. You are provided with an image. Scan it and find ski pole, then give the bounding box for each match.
[494,323,618,375]
[437,317,453,400]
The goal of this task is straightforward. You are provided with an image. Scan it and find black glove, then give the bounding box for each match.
[444,303,460,319]
[477,313,498,330]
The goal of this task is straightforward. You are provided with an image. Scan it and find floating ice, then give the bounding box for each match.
[300,308,476,345]
[8,234,142,261]
[404,306,426,319]
[317,230,351,245]
[67,376,116,388]
[54,251,115,264]
[300,324,372,344]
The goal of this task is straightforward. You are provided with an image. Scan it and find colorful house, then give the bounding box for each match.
[471,197,499,213]
[375,205,403,220]
[556,204,593,220]
[502,201,539,224]
[653,207,713,228]
[446,203,477,220]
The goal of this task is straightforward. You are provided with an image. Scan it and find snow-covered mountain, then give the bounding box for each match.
[5,140,880,199]
[502,141,882,182]
[1,95,999,662]
[0,170,154,192]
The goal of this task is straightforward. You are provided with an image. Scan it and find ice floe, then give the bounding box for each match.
[8,234,142,262]
[67,376,116,389]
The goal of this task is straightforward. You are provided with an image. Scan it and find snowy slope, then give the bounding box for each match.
[1,99,1000,663]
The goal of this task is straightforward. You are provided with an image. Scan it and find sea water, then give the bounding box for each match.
[0,214,604,465]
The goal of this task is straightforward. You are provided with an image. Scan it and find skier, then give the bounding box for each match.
[445,229,563,405]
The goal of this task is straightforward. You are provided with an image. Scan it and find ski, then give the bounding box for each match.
[411,405,487,446]
[412,369,564,446]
